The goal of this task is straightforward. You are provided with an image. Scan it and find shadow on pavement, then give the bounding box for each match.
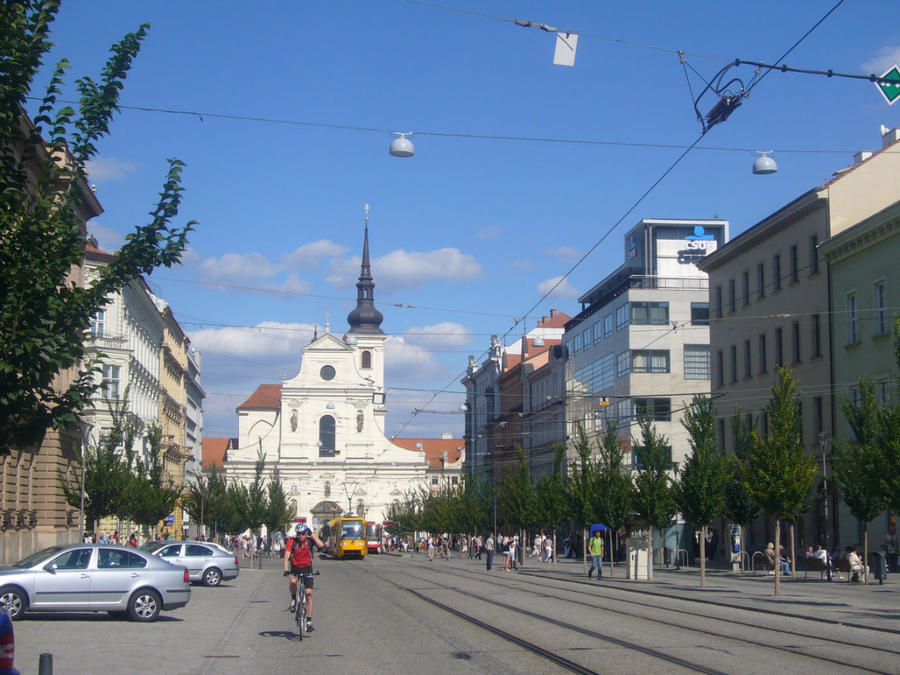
[259,629,301,641]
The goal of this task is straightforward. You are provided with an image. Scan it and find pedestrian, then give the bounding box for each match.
[588,529,604,579]
[544,535,553,563]
[485,532,495,571]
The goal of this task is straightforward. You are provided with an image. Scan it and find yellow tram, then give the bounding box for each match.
[324,516,367,559]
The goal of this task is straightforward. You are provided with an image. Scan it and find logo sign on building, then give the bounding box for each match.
[876,65,900,106]
[294,516,307,523]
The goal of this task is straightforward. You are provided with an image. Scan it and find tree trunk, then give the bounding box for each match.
[552,530,557,569]
[774,519,781,597]
[863,527,869,585]
[647,525,654,581]
[789,522,796,581]
[700,524,707,588]
[582,528,588,574]
[519,528,525,568]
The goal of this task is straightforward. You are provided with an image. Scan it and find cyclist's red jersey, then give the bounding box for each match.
[286,536,312,568]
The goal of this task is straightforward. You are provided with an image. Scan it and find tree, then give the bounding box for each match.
[263,467,293,543]
[593,421,633,577]
[183,463,229,538]
[58,391,138,533]
[834,379,887,583]
[723,409,760,562]
[674,396,728,587]
[631,417,678,580]
[535,444,570,569]
[566,425,600,573]
[496,447,539,566]
[741,368,817,596]
[125,425,181,538]
[244,445,269,536]
[1,1,194,453]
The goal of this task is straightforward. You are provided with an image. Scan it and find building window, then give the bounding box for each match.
[604,314,613,338]
[773,254,781,291]
[615,305,630,330]
[361,350,372,368]
[91,310,105,337]
[730,345,738,383]
[791,322,801,364]
[101,364,120,399]
[757,263,766,299]
[790,245,799,284]
[811,314,821,357]
[574,332,583,355]
[684,345,710,380]
[633,398,671,421]
[631,301,669,325]
[877,379,891,405]
[847,292,859,344]
[617,399,631,423]
[431,476,439,486]
[775,327,783,367]
[632,350,670,373]
[728,279,736,313]
[324,481,331,498]
[874,280,887,336]
[616,351,631,377]
[565,340,573,358]
[758,334,767,374]
[809,235,819,275]
[743,340,752,379]
[715,286,723,319]
[593,323,604,345]
[742,271,750,306]
[319,415,336,457]
[582,329,591,352]
[716,350,724,386]
[691,302,709,325]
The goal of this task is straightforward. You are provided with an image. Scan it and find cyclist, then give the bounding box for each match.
[283,523,324,632]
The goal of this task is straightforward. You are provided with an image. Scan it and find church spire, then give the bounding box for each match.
[347,204,384,335]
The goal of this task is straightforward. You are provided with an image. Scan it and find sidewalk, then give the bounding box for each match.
[424,552,900,635]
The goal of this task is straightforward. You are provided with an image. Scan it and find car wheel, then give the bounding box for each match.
[0,587,26,620]
[128,589,161,622]
[203,567,222,587]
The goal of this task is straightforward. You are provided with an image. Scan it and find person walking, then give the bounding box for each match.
[485,532,495,571]
[588,530,604,579]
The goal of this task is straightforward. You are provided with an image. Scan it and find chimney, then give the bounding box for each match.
[550,308,557,318]
[441,432,452,440]
[853,151,873,165]
[882,125,900,148]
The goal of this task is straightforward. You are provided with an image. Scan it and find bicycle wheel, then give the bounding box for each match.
[298,594,307,636]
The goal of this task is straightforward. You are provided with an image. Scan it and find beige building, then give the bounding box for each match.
[698,125,900,550]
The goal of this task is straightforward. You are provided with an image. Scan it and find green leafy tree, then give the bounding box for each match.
[834,379,888,582]
[741,368,817,596]
[593,421,633,577]
[631,417,678,580]
[674,396,728,587]
[566,425,600,573]
[496,447,539,566]
[263,467,293,544]
[535,444,570,568]
[878,318,900,513]
[244,444,269,537]
[183,463,229,538]
[1,2,194,453]
[125,425,181,538]
[58,390,138,533]
[724,409,760,560]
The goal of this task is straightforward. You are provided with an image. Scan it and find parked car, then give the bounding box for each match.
[140,540,240,586]
[0,544,190,621]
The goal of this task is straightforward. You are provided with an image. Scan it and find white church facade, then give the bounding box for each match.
[225,225,428,528]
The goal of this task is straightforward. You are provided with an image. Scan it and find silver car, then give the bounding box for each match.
[141,540,239,586]
[0,544,190,621]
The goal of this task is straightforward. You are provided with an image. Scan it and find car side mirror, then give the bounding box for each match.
[45,563,58,574]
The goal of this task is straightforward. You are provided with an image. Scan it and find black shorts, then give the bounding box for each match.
[290,565,314,589]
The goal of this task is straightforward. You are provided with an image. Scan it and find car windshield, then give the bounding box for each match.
[13,546,66,568]
[139,542,165,553]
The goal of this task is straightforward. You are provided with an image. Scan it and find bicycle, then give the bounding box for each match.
[285,570,319,640]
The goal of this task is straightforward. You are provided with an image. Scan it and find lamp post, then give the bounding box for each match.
[78,421,93,542]
[819,432,830,551]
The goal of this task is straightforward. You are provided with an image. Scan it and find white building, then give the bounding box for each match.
[563,219,727,468]
[225,226,428,527]
[83,242,163,449]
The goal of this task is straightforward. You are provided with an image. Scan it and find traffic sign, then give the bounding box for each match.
[876,65,900,105]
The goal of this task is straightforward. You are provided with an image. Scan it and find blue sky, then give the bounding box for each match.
[32,1,900,440]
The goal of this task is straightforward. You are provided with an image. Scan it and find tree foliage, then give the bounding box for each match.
[592,421,633,576]
[723,408,761,531]
[496,447,539,532]
[1,0,194,452]
[124,425,181,534]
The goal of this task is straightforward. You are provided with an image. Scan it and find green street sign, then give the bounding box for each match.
[876,65,900,105]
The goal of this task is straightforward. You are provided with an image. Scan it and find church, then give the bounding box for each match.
[224,224,429,528]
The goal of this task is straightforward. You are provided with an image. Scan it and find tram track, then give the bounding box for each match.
[363,557,896,674]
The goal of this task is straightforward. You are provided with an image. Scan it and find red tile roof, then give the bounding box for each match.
[237,384,282,410]
[537,309,571,328]
[202,438,232,468]
[391,438,463,468]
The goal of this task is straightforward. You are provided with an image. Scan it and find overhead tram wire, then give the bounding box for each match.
[391,2,847,435]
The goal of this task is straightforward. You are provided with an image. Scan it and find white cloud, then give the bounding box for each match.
[86,221,124,252]
[537,275,580,298]
[176,246,200,267]
[544,245,581,264]
[384,336,444,379]
[281,240,348,267]
[476,225,504,240]
[862,45,900,74]
[403,322,473,350]
[326,248,483,292]
[198,252,281,283]
[189,321,313,360]
[508,258,535,271]
[85,157,139,182]
[269,274,313,295]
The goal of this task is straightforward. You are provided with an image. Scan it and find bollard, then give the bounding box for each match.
[38,654,52,675]
[0,608,18,675]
